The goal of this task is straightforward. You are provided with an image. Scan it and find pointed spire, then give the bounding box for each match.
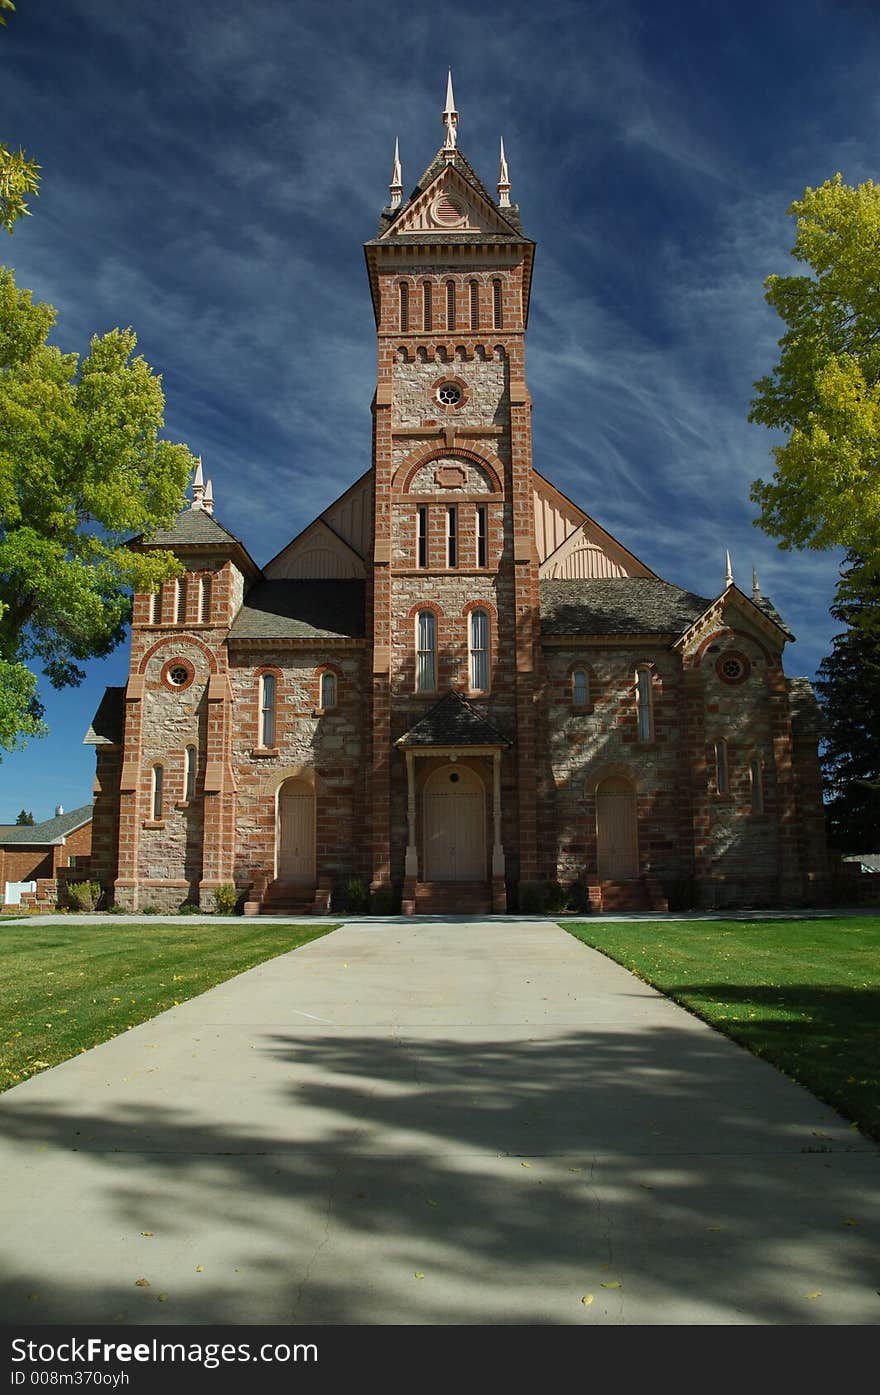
[203,477,214,516]
[191,457,205,511]
[497,136,511,207]
[752,567,762,602]
[389,137,403,209]
[442,69,458,155]
[725,550,734,588]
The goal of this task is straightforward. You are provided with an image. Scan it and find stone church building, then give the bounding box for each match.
[85,81,829,915]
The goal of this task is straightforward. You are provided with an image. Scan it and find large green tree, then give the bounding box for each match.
[815,554,880,851]
[0,3,40,233]
[0,265,193,753]
[750,175,880,567]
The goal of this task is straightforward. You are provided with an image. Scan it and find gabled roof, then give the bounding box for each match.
[131,508,261,577]
[228,580,365,642]
[395,690,512,748]
[0,803,93,846]
[84,687,125,746]
[672,583,795,652]
[540,578,709,636]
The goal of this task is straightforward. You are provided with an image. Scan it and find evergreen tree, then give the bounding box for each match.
[14,808,34,825]
[815,554,880,850]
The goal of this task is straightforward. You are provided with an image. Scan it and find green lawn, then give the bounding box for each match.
[565,917,880,1140]
[0,919,337,1091]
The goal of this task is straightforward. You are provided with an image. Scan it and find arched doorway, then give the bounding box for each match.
[596,775,638,879]
[276,778,315,883]
[423,764,485,880]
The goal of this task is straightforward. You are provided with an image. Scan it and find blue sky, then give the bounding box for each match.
[0,0,875,819]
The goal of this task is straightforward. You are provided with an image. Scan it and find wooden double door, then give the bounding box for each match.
[423,764,486,881]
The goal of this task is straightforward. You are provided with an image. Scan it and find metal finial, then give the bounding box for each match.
[498,136,511,207]
[725,550,734,588]
[389,137,402,209]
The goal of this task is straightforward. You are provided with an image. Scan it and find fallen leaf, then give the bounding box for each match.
[426,1199,438,1207]
[157,1294,168,1303]
[135,1279,150,1288]
[601,1280,621,1289]
[581,1294,594,1306]
[196,1265,204,1273]
[414,1272,425,1280]
[842,1219,859,1227]
[707,1225,722,1232]
[520,1162,531,1168]
[140,1231,154,1237]
[640,1183,653,1191]
[600,1263,611,1271]
[805,1291,822,1300]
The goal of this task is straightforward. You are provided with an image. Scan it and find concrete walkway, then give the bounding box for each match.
[0,920,877,1325]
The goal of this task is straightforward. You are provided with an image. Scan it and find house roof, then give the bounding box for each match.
[84,687,125,746]
[130,509,261,576]
[228,580,366,642]
[0,803,93,846]
[395,690,512,748]
[540,578,710,636]
[371,147,528,243]
[788,677,824,736]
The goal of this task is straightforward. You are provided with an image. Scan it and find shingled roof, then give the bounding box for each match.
[396,690,512,748]
[133,508,246,549]
[84,687,125,746]
[788,677,825,737]
[371,147,527,242]
[228,580,366,642]
[0,803,93,846]
[540,578,710,636]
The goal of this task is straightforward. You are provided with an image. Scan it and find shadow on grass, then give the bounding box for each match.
[0,1022,878,1325]
[656,983,880,1141]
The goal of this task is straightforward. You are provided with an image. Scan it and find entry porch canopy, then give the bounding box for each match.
[394,690,511,879]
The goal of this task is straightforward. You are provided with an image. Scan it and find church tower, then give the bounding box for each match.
[364,76,537,911]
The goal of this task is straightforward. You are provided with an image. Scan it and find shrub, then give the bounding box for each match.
[544,881,572,914]
[518,881,546,914]
[142,904,160,915]
[369,885,399,915]
[108,903,129,915]
[66,881,102,912]
[343,877,370,914]
[177,900,201,915]
[213,883,239,916]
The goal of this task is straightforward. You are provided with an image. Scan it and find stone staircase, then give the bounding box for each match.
[588,877,668,913]
[413,881,492,915]
[255,880,318,916]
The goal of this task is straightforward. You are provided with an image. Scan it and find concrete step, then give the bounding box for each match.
[414,881,492,914]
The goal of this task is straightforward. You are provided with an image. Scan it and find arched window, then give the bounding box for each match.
[422,280,432,331]
[636,666,653,742]
[750,758,764,813]
[198,575,211,623]
[151,764,164,821]
[469,279,479,329]
[260,672,276,748]
[715,739,729,794]
[149,589,161,624]
[175,578,187,624]
[446,279,456,330]
[492,278,503,329]
[185,745,197,801]
[416,611,436,693]
[320,670,337,710]
[399,281,409,333]
[572,668,589,708]
[469,609,490,692]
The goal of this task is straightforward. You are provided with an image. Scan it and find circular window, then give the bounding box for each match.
[161,657,195,691]
[716,652,750,685]
[437,383,462,406]
[449,771,460,784]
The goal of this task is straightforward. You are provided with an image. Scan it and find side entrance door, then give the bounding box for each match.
[277,779,315,883]
[596,776,638,879]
